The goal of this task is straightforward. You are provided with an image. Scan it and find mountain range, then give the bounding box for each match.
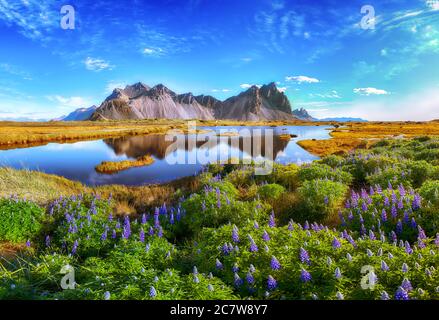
[88,82,295,121]
[52,82,368,122]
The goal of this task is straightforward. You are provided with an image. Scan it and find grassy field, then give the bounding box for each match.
[298,121,439,156]
[0,119,319,150]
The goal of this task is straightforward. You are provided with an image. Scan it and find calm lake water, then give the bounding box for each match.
[0,126,331,186]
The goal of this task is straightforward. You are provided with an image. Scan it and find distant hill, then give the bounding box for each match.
[90,82,297,121]
[53,106,97,121]
[0,117,47,122]
[318,117,368,122]
[292,108,317,121]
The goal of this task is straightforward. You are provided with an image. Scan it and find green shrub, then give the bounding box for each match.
[298,163,353,185]
[419,180,439,207]
[295,179,348,223]
[257,184,286,200]
[0,198,45,243]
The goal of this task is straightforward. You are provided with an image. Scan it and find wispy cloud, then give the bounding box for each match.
[46,95,91,108]
[84,57,114,71]
[105,81,127,94]
[0,63,32,80]
[285,76,320,84]
[240,83,261,89]
[353,87,389,96]
[0,0,58,41]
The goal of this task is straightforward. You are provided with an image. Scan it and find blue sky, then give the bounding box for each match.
[0,0,438,120]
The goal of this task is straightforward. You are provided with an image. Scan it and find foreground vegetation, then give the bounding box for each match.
[1,136,439,300]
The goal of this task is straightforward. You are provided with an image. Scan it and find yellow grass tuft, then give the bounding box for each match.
[95,155,155,174]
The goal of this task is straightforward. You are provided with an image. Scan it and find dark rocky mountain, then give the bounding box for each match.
[90,82,296,121]
[53,106,97,121]
[292,108,316,121]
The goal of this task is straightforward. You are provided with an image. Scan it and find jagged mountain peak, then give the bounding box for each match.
[93,81,298,121]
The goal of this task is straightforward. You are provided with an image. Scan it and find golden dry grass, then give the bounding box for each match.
[0,119,323,150]
[95,155,155,174]
[298,121,439,156]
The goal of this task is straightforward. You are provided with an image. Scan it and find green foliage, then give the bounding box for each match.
[298,163,353,185]
[0,198,45,243]
[257,184,286,200]
[419,180,439,207]
[294,179,348,223]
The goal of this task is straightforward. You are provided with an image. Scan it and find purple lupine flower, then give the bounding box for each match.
[253,220,259,229]
[402,263,409,273]
[101,230,107,241]
[215,259,223,270]
[412,194,421,210]
[410,218,417,229]
[288,221,294,231]
[369,230,376,241]
[435,234,439,247]
[71,240,78,255]
[169,213,175,225]
[222,243,230,255]
[334,267,342,279]
[232,226,239,243]
[262,230,270,241]
[391,206,397,219]
[148,227,154,236]
[395,287,409,300]
[332,237,341,249]
[304,221,310,230]
[381,260,389,271]
[157,227,163,238]
[381,209,388,222]
[104,291,111,300]
[299,247,310,264]
[396,220,403,234]
[150,286,157,298]
[232,263,239,273]
[234,273,243,287]
[139,229,145,243]
[249,264,256,273]
[249,240,258,253]
[300,269,312,283]
[246,272,255,285]
[26,240,31,247]
[381,291,390,300]
[361,202,368,212]
[270,256,281,270]
[267,275,277,291]
[324,196,329,205]
[401,278,413,292]
[383,196,390,207]
[405,241,413,254]
[45,235,51,247]
[417,237,426,249]
[268,213,276,228]
[216,198,221,209]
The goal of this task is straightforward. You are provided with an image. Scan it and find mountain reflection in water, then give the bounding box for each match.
[0,126,331,186]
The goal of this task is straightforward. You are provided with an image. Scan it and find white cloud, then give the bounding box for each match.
[426,0,439,10]
[84,57,113,71]
[353,87,389,95]
[105,81,127,93]
[240,83,261,89]
[142,47,165,56]
[277,87,287,93]
[47,95,90,108]
[285,75,320,84]
[241,57,253,62]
